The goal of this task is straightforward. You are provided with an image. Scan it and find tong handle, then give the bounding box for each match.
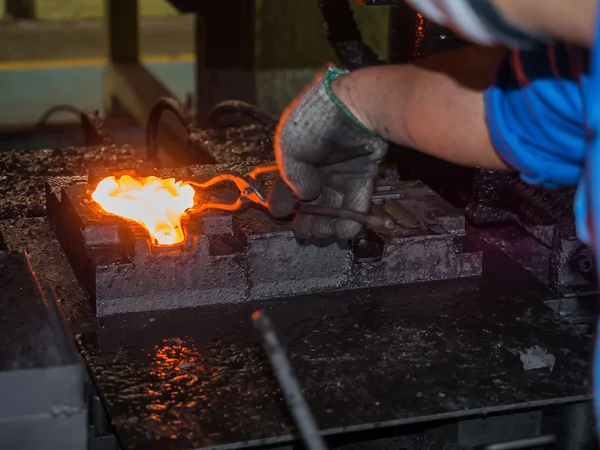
[267,176,394,230]
[296,203,394,230]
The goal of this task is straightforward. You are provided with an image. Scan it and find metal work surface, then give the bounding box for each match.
[0,250,87,449]
[0,213,594,449]
[0,125,272,221]
[46,170,481,316]
[0,145,143,219]
[77,242,593,449]
[0,250,67,370]
[0,142,595,449]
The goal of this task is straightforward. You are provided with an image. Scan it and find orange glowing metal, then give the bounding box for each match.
[91,175,195,246]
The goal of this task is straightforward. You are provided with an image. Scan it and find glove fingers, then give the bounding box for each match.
[294,214,312,240]
[336,177,374,240]
[267,176,297,219]
[280,158,322,201]
[310,216,336,239]
[310,188,342,238]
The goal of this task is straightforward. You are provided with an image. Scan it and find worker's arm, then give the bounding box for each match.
[272,46,508,240]
[273,0,597,242]
[331,45,508,169]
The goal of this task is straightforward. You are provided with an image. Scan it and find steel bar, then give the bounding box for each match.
[252,310,328,450]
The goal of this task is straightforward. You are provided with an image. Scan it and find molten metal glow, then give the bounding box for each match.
[91,175,195,245]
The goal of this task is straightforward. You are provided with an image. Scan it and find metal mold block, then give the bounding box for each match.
[201,213,247,256]
[247,231,352,299]
[46,176,482,316]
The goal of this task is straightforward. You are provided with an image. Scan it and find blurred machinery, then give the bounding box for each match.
[0,1,597,449]
[103,0,255,165]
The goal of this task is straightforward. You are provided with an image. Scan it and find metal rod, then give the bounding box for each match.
[252,310,328,450]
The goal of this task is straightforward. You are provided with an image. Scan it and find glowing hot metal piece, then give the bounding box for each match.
[91,175,195,246]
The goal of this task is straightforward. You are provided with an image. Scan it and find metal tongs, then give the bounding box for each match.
[187,163,394,230]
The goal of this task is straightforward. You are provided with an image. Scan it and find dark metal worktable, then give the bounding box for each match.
[1,217,593,450]
[0,144,594,450]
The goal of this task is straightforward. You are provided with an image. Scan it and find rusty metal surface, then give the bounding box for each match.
[46,172,482,316]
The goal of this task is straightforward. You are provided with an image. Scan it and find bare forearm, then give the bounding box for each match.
[332,46,509,169]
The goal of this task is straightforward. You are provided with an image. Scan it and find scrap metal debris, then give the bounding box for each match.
[519,346,556,371]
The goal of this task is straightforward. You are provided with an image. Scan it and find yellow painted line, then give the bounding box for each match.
[0,53,195,71]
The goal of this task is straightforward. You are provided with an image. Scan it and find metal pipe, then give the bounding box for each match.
[252,310,328,450]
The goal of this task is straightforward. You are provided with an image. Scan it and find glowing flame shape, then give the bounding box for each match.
[91,175,195,246]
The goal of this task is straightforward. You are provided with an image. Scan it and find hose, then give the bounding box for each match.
[31,105,115,146]
[34,104,83,129]
[206,100,277,129]
[80,110,115,146]
[145,97,197,165]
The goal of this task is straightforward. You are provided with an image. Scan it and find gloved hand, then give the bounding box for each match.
[269,65,388,240]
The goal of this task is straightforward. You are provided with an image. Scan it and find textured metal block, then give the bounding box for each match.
[247,232,352,299]
[466,169,596,295]
[383,235,481,285]
[46,173,482,316]
[94,238,248,315]
[202,213,247,256]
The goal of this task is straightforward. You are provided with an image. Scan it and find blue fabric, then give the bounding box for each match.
[484,4,600,434]
[484,45,589,189]
[586,1,600,434]
[485,44,595,243]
